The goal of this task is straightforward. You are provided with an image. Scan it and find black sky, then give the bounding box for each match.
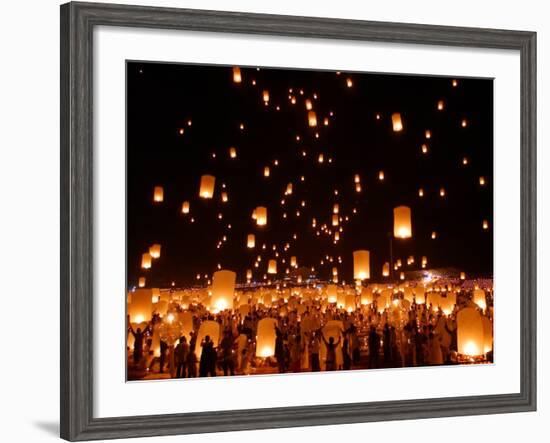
[127,61,493,288]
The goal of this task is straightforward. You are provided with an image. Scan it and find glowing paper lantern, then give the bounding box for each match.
[246,269,253,280]
[285,183,293,195]
[457,308,484,356]
[437,100,444,110]
[264,166,270,177]
[308,111,317,127]
[181,201,190,214]
[345,293,356,312]
[149,244,161,259]
[211,270,236,312]
[262,90,270,102]
[332,214,339,226]
[268,259,277,274]
[482,316,493,354]
[360,287,373,305]
[127,289,153,323]
[199,175,216,199]
[247,234,255,248]
[256,318,277,357]
[178,311,194,339]
[382,262,390,277]
[391,113,403,132]
[141,253,152,269]
[255,206,267,226]
[353,250,370,280]
[378,170,385,181]
[327,284,337,303]
[153,186,164,202]
[221,192,228,203]
[333,203,339,214]
[483,220,489,230]
[229,147,237,158]
[138,277,146,288]
[460,272,466,280]
[196,320,220,360]
[291,256,297,268]
[414,286,426,304]
[232,66,242,83]
[473,289,487,311]
[394,206,412,239]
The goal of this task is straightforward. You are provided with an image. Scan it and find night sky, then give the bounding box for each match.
[127,62,493,288]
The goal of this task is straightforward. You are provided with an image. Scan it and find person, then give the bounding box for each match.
[368,326,380,369]
[219,329,236,376]
[275,326,287,373]
[175,336,189,378]
[199,335,217,377]
[383,323,392,366]
[289,334,302,373]
[159,340,168,373]
[348,324,361,366]
[427,330,444,365]
[342,333,352,370]
[309,331,321,372]
[128,321,150,367]
[321,331,341,371]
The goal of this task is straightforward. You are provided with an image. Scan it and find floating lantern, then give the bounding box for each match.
[461,119,468,127]
[211,270,236,312]
[355,183,362,193]
[256,206,267,226]
[221,192,228,203]
[394,206,412,239]
[437,100,444,110]
[482,316,493,354]
[196,320,220,360]
[378,170,385,181]
[440,188,446,197]
[199,175,215,199]
[327,284,338,303]
[431,231,437,239]
[382,262,390,277]
[318,153,324,163]
[473,289,487,311]
[421,144,428,154]
[418,188,424,197]
[291,256,297,268]
[457,308,484,356]
[333,203,339,214]
[482,219,489,230]
[346,78,353,87]
[232,66,242,83]
[399,272,405,280]
[181,201,190,214]
[141,253,152,269]
[479,176,486,186]
[247,234,255,248]
[305,99,313,110]
[268,259,277,274]
[151,287,161,304]
[425,130,432,139]
[414,286,426,304]
[127,288,153,324]
[360,287,373,305]
[332,214,339,226]
[391,113,403,132]
[256,318,278,357]
[138,277,145,288]
[229,147,237,158]
[153,186,164,203]
[308,111,317,127]
[353,250,370,280]
[149,244,161,259]
[452,79,459,87]
[263,166,270,177]
[460,272,466,280]
[285,183,293,195]
[262,90,270,102]
[463,157,469,165]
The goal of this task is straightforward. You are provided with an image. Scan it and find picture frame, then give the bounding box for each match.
[60,1,537,441]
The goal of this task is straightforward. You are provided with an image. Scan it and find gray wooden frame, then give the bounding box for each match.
[60,1,537,441]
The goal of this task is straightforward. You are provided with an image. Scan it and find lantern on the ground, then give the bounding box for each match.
[392,112,403,132]
[394,206,412,239]
[181,201,190,214]
[256,318,277,357]
[353,250,370,280]
[457,307,484,356]
[211,270,236,312]
[153,186,164,202]
[149,244,161,259]
[199,175,215,199]
[141,253,152,269]
[256,206,267,226]
[232,66,242,83]
[268,259,277,274]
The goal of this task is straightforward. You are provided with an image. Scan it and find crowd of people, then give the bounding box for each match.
[128,285,493,380]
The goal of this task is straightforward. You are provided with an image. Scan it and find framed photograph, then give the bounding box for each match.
[60,1,536,441]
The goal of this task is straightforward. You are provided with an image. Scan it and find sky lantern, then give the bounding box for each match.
[360,287,373,305]
[318,153,324,163]
[305,99,313,110]
[431,231,437,239]
[229,147,237,158]
[414,286,426,304]
[355,183,362,193]
[479,176,486,186]
[327,284,338,303]
[141,253,152,269]
[482,219,489,230]
[149,244,161,259]
[264,166,270,177]
[353,250,370,280]
[268,259,277,274]
[378,170,385,181]
[391,112,403,132]
[232,66,242,83]
[421,144,428,154]
[247,234,255,248]
[382,262,390,277]
[332,214,339,226]
[199,174,215,199]
[425,129,432,139]
[285,183,293,195]
[256,206,267,226]
[291,256,297,268]
[418,188,424,197]
[346,78,353,87]
[354,174,360,184]
[439,187,446,197]
[333,203,339,214]
[482,316,493,354]
[308,111,317,127]
[345,293,356,312]
[473,289,487,311]
[393,206,412,239]
[181,201,190,214]
[461,118,468,127]
[437,100,444,111]
[262,89,270,102]
[221,192,228,203]
[138,277,146,288]
[196,320,220,360]
[211,270,236,312]
[457,307,484,356]
[460,272,466,280]
[153,186,164,202]
[256,318,278,357]
[127,289,153,324]
[246,269,253,280]
[422,256,428,268]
